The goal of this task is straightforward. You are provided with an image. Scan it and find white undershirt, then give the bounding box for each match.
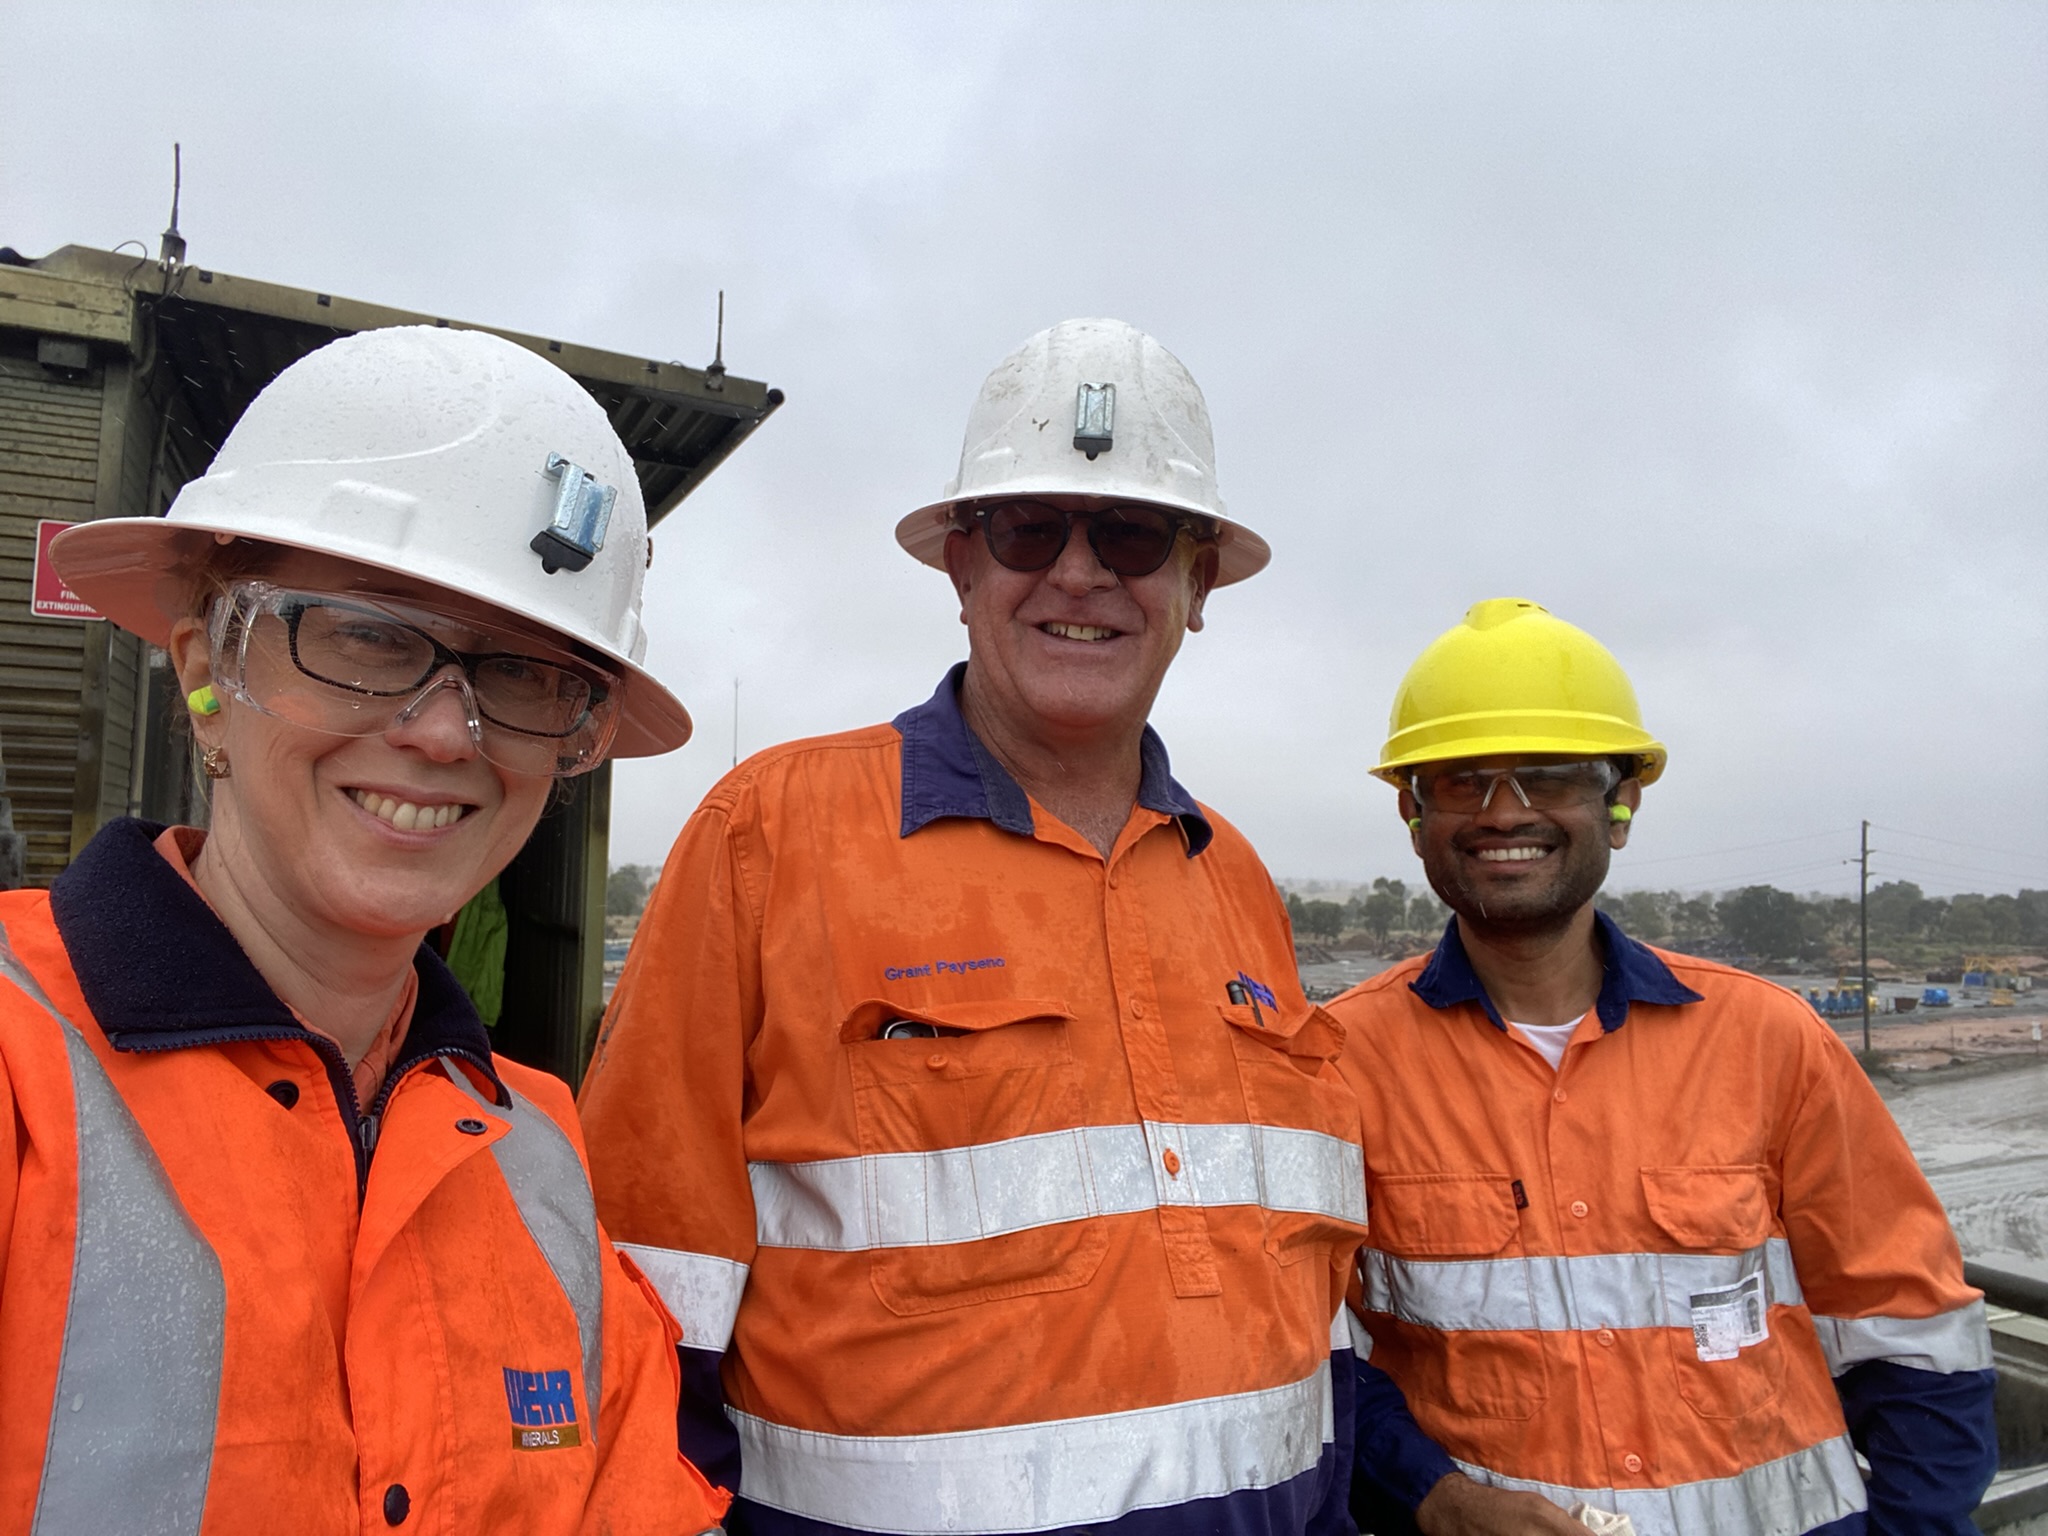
[1510,1012,1587,1072]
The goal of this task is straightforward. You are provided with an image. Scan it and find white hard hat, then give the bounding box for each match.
[52,325,690,756]
[894,317,1270,586]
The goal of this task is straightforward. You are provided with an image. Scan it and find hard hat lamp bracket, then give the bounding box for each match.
[531,452,618,574]
[1073,383,1115,460]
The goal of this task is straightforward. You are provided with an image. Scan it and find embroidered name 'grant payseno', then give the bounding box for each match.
[884,956,1007,981]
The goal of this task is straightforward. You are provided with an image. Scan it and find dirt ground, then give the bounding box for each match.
[1829,1008,2048,1072]
[1877,1053,2048,1265]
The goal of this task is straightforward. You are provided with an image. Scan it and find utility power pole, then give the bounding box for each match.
[1860,819,1871,1052]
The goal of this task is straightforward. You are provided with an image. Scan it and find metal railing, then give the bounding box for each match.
[1976,1261,2048,1532]
[1972,1260,2048,1320]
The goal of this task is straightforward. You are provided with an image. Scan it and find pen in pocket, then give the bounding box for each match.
[1225,979,1265,1029]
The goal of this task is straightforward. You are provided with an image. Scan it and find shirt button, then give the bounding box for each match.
[455,1118,488,1136]
[1130,999,1144,1018]
[1596,1328,1616,1347]
[265,1080,300,1109]
[1623,1453,1644,1474]
[1553,1088,1568,1104]
[1162,1149,1182,1177]
[383,1483,411,1524]
[1570,1200,1589,1218]
[925,1053,947,1071]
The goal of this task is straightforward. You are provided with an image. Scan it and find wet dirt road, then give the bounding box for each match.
[1882,1057,2048,1265]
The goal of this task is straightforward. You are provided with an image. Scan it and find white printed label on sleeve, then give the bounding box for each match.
[1689,1270,1767,1362]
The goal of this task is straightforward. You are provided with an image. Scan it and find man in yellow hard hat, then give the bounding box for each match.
[1332,599,1995,1536]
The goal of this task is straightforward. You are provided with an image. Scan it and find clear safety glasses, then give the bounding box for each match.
[1410,759,1621,815]
[208,582,622,777]
[968,500,1205,578]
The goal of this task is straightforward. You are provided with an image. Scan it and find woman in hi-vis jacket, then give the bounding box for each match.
[0,326,726,1535]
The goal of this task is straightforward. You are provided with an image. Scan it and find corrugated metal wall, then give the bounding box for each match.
[0,343,103,885]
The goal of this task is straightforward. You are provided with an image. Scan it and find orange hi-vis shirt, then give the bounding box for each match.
[1331,913,1995,1536]
[579,668,1371,1536]
[0,818,727,1536]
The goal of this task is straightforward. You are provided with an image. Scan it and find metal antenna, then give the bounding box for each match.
[732,677,740,767]
[159,143,187,267]
[706,290,726,390]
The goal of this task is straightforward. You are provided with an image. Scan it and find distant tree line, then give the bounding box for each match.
[1286,879,2048,967]
[1286,879,1449,946]
[1607,883,2048,965]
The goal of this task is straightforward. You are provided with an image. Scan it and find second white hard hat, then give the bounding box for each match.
[895,318,1270,585]
[52,325,691,756]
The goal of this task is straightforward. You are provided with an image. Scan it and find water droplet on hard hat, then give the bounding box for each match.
[1464,597,1547,630]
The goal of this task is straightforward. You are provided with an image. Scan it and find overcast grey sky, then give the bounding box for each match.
[6,2,2044,897]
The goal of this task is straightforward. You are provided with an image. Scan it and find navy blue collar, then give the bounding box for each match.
[891,663,1214,857]
[1410,907,1703,1032]
[49,818,504,1100]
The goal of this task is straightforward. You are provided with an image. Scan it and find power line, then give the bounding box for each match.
[1618,828,1856,869]
[1687,860,1858,892]
[1873,823,2048,867]
[1875,851,2046,886]
[1613,856,1854,893]
[1876,845,2046,880]
[1860,820,1870,1050]
[1880,852,2029,878]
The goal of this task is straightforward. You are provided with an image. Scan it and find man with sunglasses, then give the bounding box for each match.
[581,319,1371,1535]
[1330,600,1994,1536]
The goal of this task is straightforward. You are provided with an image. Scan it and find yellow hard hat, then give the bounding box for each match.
[1373,598,1667,786]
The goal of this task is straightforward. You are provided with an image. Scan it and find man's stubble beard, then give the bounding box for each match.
[1423,824,1613,944]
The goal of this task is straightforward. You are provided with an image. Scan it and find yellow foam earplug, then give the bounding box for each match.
[1609,804,1632,823]
[1407,817,1423,832]
[187,685,221,716]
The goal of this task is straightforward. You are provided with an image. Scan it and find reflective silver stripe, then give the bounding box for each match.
[1360,1237,1804,1333]
[1,927,225,1536]
[1341,1306,1373,1361]
[734,1356,1334,1534]
[618,1243,748,1353]
[451,1069,604,1437]
[1454,1434,1866,1536]
[1811,1299,1993,1375]
[751,1119,1364,1251]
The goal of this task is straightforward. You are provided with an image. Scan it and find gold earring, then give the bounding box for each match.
[201,746,232,780]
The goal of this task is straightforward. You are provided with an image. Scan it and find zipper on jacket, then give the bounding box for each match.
[354,1047,503,1185]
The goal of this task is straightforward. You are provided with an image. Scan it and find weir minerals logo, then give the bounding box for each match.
[504,1366,581,1450]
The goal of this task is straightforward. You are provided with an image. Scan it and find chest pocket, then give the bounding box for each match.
[841,997,1105,1315]
[1362,1173,1548,1420]
[1641,1163,1785,1419]
[1220,1001,1368,1266]
[1367,1172,1520,1259]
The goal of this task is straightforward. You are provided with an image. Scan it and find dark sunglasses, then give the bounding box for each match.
[969,500,1201,578]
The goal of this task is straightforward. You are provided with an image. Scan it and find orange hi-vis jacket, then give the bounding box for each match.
[1331,913,1996,1536]
[578,668,1372,1536]
[0,819,727,1536]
